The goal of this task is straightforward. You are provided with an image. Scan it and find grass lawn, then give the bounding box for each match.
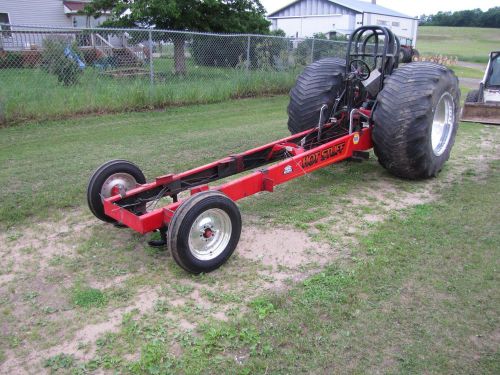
[0,90,499,373]
[0,62,300,125]
[173,160,500,374]
[0,96,289,228]
[417,26,500,63]
[451,65,485,79]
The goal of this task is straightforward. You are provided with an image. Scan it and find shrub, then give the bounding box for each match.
[22,50,42,68]
[295,33,347,66]
[253,35,291,70]
[191,32,292,71]
[0,51,23,69]
[81,48,104,65]
[42,37,83,85]
[191,34,248,68]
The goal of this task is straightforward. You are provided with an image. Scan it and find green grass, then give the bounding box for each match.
[0,95,289,228]
[417,26,500,63]
[450,65,485,79]
[131,160,499,374]
[71,285,108,309]
[1,75,498,373]
[0,60,300,125]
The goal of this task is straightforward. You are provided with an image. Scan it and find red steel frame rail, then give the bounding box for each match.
[103,123,373,234]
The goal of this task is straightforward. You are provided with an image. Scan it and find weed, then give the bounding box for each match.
[22,291,39,302]
[249,297,276,320]
[172,283,194,296]
[108,287,133,302]
[153,299,170,313]
[43,353,75,371]
[128,341,177,374]
[42,306,58,314]
[71,286,107,309]
[202,289,242,304]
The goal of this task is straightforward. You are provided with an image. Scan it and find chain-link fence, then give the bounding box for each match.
[0,24,348,124]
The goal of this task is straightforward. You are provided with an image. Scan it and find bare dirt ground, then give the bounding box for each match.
[459,77,481,89]
[455,61,485,89]
[0,125,499,374]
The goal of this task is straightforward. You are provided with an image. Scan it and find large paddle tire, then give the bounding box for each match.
[287,58,346,134]
[372,62,460,179]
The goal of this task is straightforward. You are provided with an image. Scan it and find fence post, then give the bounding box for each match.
[246,35,251,71]
[149,30,154,85]
[311,38,315,63]
[0,97,5,125]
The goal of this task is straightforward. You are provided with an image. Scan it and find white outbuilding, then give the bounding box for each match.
[268,0,418,46]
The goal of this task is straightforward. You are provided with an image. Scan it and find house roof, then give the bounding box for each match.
[268,0,415,19]
[63,1,88,13]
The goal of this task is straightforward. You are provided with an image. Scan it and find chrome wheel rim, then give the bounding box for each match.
[188,208,232,261]
[101,173,137,200]
[431,92,455,156]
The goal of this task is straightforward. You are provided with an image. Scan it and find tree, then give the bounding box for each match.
[418,7,500,27]
[85,0,270,74]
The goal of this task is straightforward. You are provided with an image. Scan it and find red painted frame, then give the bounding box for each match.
[103,126,373,234]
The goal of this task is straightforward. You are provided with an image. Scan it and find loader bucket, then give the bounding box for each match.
[461,102,500,125]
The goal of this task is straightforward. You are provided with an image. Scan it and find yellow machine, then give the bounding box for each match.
[461,51,500,125]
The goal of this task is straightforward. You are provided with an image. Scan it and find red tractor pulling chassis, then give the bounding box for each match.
[87,26,460,274]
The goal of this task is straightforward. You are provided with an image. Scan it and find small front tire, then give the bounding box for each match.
[87,159,146,222]
[168,191,242,274]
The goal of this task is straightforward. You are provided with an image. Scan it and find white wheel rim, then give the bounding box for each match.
[101,173,137,200]
[431,92,455,156]
[188,208,232,261]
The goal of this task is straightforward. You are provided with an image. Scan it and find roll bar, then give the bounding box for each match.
[346,26,400,92]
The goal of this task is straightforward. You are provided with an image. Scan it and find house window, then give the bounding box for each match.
[377,20,389,26]
[0,13,11,36]
[392,21,400,27]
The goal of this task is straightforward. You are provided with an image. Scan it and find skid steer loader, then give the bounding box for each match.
[461,51,500,125]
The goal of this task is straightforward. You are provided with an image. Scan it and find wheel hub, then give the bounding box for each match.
[431,92,455,156]
[101,173,137,200]
[202,228,214,239]
[188,208,232,261]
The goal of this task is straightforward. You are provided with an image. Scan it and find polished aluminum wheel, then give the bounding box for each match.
[431,92,455,156]
[188,208,232,261]
[100,173,138,200]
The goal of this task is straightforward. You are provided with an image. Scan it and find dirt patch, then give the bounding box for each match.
[0,287,159,374]
[0,209,95,276]
[459,77,481,89]
[237,226,333,269]
[90,274,132,290]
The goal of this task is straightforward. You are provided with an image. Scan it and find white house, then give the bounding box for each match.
[0,0,106,29]
[268,0,418,46]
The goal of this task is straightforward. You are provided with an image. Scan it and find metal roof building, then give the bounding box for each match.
[268,0,418,45]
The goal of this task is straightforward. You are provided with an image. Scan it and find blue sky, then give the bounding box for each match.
[261,0,499,18]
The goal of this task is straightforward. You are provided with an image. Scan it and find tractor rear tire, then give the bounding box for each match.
[465,89,479,103]
[372,62,460,180]
[411,48,420,61]
[287,58,345,134]
[400,47,412,63]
